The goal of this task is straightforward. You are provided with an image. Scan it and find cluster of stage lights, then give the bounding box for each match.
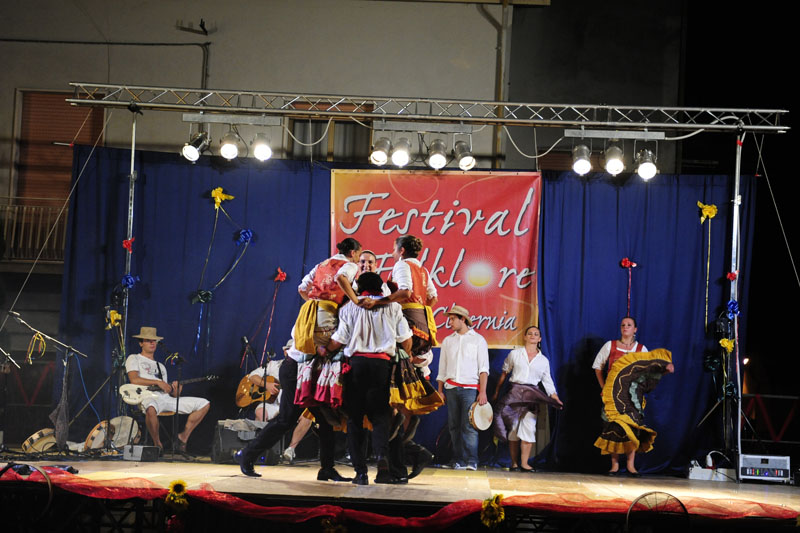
[369,137,476,171]
[181,131,273,162]
[571,143,657,180]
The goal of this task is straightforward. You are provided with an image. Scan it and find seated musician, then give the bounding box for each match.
[247,359,282,422]
[125,326,210,454]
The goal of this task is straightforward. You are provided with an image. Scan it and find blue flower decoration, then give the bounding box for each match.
[726,299,740,320]
[236,229,253,246]
[121,274,140,289]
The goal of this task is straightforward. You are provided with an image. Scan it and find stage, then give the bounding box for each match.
[1,456,798,531]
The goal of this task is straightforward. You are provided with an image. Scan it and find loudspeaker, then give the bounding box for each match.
[210,421,280,465]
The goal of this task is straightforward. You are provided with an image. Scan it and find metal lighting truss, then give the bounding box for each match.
[67,82,789,133]
[68,82,789,480]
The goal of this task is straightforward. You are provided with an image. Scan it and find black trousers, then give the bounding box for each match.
[241,358,334,468]
[343,356,392,475]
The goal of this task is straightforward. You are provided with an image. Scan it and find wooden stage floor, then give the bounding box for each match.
[19,456,800,514]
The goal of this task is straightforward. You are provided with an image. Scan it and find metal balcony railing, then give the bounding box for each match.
[0,201,68,262]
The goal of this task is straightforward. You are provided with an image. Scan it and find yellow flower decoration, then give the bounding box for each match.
[697,201,717,223]
[211,187,235,210]
[480,494,505,529]
[165,479,189,511]
[719,338,735,353]
[108,310,121,327]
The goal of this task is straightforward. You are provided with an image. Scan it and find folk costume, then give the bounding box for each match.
[387,258,442,414]
[493,348,561,445]
[594,349,673,455]
[331,295,412,477]
[292,254,358,409]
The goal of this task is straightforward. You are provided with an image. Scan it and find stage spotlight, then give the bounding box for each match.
[391,137,412,167]
[572,144,592,175]
[604,143,624,175]
[636,149,657,180]
[370,137,392,166]
[427,138,447,170]
[181,131,210,162]
[453,140,476,171]
[252,134,272,161]
[742,357,750,366]
[220,131,240,160]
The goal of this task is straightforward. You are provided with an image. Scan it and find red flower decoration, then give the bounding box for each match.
[122,237,135,253]
[727,271,738,281]
[274,267,287,282]
[620,257,637,269]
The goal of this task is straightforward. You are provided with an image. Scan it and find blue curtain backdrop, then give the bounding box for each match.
[59,146,754,474]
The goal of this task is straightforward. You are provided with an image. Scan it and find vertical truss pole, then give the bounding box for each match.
[731,133,743,481]
[121,113,138,356]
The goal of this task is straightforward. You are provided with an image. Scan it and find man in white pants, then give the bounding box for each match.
[125,326,210,454]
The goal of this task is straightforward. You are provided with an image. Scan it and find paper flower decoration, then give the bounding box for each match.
[121,274,140,289]
[122,237,135,253]
[165,479,189,511]
[275,267,287,282]
[620,257,637,269]
[191,290,213,304]
[210,187,235,210]
[481,494,505,529]
[697,201,718,223]
[727,299,740,320]
[727,271,738,281]
[107,310,122,329]
[719,338,735,353]
[235,229,253,246]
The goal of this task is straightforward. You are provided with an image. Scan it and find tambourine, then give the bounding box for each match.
[85,416,141,450]
[22,428,57,453]
[468,401,494,431]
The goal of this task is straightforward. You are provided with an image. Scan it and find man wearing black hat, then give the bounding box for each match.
[125,326,210,453]
[320,272,413,485]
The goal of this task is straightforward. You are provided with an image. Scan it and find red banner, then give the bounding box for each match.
[331,170,541,348]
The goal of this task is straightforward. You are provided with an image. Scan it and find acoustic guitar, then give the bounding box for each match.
[235,374,279,408]
[120,375,218,406]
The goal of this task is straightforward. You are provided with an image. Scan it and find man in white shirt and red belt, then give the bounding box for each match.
[436,305,489,471]
[320,272,413,485]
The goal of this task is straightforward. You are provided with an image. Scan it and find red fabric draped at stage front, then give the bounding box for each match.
[2,467,797,527]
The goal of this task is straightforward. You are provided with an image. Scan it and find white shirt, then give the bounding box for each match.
[126,353,168,383]
[331,296,412,357]
[591,340,648,370]
[298,254,359,291]
[391,258,437,298]
[415,350,433,378]
[436,329,490,387]
[502,347,557,396]
[247,360,282,381]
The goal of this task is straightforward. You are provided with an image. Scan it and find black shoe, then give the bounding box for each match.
[408,449,434,480]
[317,467,352,482]
[235,450,261,477]
[352,472,369,485]
[375,470,405,484]
[388,413,406,441]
